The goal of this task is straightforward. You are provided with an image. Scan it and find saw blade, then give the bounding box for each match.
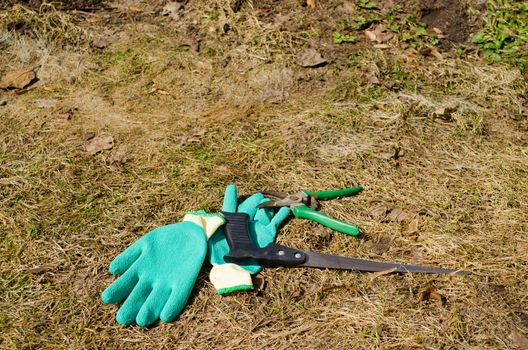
[299,250,467,274]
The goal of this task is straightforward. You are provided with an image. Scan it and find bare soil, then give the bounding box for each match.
[420,0,471,45]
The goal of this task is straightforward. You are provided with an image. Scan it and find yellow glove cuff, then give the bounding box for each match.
[183,212,225,240]
[210,263,253,295]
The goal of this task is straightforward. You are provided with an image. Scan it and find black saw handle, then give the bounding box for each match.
[221,211,306,267]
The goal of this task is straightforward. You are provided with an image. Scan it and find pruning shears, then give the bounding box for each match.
[257,186,364,236]
[222,211,467,275]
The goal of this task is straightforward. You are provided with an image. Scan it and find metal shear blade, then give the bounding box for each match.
[257,187,363,236]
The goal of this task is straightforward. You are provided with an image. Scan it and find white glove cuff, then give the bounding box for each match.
[210,263,253,295]
[183,211,225,240]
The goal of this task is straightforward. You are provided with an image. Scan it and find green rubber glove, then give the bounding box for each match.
[101,211,225,326]
[207,184,290,294]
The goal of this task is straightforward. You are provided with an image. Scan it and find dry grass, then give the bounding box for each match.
[0,4,85,44]
[1,0,527,349]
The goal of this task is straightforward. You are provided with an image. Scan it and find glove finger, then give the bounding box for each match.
[254,206,274,225]
[159,288,187,323]
[267,207,291,231]
[101,268,139,305]
[238,193,266,219]
[136,286,171,327]
[116,281,153,326]
[222,184,238,213]
[109,243,142,275]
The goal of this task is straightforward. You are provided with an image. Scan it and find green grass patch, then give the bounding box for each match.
[399,16,439,48]
[334,4,439,49]
[0,272,30,297]
[472,0,528,61]
[356,0,377,10]
[348,15,381,30]
[333,32,358,44]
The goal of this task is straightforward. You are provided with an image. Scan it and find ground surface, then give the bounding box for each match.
[1,0,527,349]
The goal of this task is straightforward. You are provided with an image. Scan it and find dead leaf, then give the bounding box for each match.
[373,44,391,49]
[296,48,327,68]
[419,287,447,306]
[70,267,98,298]
[433,105,458,120]
[377,0,394,11]
[312,226,332,239]
[291,287,305,300]
[214,165,230,175]
[84,131,96,141]
[370,205,388,218]
[420,47,444,60]
[263,89,287,104]
[378,152,393,160]
[183,34,201,52]
[255,6,271,17]
[431,47,444,61]
[365,25,394,44]
[109,145,130,164]
[274,14,290,27]
[404,211,418,221]
[378,27,394,40]
[176,136,200,147]
[175,127,209,147]
[34,98,58,108]
[432,27,443,35]
[385,208,407,222]
[92,30,120,49]
[431,27,446,39]
[0,68,38,90]
[150,87,178,99]
[378,147,400,160]
[509,332,528,349]
[162,1,184,20]
[85,136,114,155]
[306,0,316,8]
[365,73,380,85]
[192,127,208,137]
[410,248,426,262]
[407,216,421,234]
[379,33,394,43]
[488,283,506,295]
[86,13,102,24]
[27,261,64,274]
[370,235,392,255]
[59,112,72,122]
[365,30,377,42]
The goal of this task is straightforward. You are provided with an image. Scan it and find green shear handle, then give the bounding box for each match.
[259,186,363,236]
[292,205,360,236]
[303,186,364,201]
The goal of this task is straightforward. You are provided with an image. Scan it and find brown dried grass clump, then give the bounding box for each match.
[0,3,85,44]
[0,0,527,349]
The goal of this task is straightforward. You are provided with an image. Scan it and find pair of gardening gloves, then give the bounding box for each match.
[101,184,290,326]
